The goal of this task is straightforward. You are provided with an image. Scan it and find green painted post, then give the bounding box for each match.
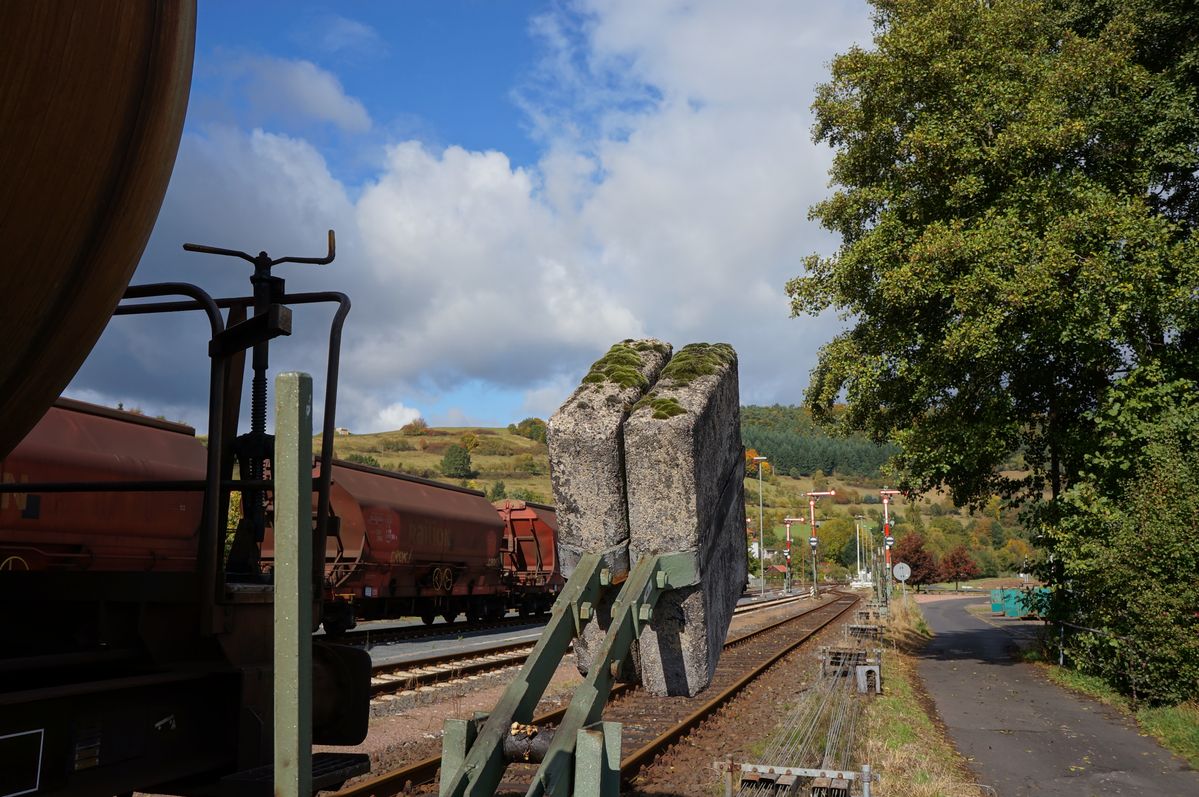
[573,722,621,797]
[274,372,313,797]
[527,552,697,797]
[440,553,605,797]
[441,719,479,797]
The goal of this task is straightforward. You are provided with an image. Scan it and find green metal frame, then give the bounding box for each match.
[440,550,698,797]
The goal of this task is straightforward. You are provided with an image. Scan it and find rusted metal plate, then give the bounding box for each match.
[0,1,196,459]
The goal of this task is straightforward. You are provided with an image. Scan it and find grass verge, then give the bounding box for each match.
[1038,665,1199,768]
[857,597,988,797]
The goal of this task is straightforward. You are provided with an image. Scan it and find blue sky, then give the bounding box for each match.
[191,1,550,175]
[69,1,874,432]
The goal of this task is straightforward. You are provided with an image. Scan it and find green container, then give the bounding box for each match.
[990,589,1004,615]
[1003,589,1022,618]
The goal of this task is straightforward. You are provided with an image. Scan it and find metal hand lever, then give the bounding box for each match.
[183,229,335,266]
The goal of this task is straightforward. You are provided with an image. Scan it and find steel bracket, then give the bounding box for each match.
[440,551,698,797]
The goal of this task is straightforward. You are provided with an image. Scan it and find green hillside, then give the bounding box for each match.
[321,407,1031,580]
[318,420,553,503]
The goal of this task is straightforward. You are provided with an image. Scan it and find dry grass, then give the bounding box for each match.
[857,597,990,797]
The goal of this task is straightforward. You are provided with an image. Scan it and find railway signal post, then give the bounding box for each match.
[880,489,900,597]
[783,516,805,595]
[806,491,835,596]
[753,456,768,597]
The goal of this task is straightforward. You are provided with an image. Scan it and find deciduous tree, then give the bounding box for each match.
[893,532,939,591]
[789,0,1199,507]
[440,444,474,478]
[939,545,981,590]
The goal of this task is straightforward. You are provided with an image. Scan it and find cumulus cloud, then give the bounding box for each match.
[69,2,874,434]
[318,16,387,57]
[228,56,372,133]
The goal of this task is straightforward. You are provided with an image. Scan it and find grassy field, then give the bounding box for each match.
[317,425,554,499]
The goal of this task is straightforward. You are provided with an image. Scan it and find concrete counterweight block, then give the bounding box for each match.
[624,343,746,696]
[547,339,672,677]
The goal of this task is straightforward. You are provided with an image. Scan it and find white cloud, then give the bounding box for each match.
[71,2,874,433]
[319,16,386,57]
[372,402,423,432]
[230,56,372,133]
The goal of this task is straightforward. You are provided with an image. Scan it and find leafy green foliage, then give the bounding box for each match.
[507,417,548,444]
[1041,370,1199,705]
[439,444,475,478]
[789,0,1199,507]
[792,0,1199,703]
[509,487,546,503]
[345,453,381,468]
[487,480,507,501]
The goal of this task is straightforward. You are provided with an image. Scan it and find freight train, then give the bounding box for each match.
[0,7,561,796]
[259,462,562,635]
[0,4,379,783]
[1,402,564,639]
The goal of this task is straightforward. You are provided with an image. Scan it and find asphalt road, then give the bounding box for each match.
[916,596,1198,796]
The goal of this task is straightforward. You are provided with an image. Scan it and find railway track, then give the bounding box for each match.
[335,614,549,647]
[366,591,815,699]
[370,640,540,698]
[340,590,858,795]
[342,591,807,650]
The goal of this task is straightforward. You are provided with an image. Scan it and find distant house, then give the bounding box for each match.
[335,427,351,436]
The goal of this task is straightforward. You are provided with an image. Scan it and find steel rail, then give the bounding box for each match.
[618,595,860,779]
[341,590,804,649]
[370,642,539,698]
[335,594,853,796]
[336,615,548,647]
[367,593,817,697]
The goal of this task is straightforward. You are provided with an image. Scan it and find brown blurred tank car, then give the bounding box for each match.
[0,399,207,573]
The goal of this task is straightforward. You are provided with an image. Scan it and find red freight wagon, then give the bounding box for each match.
[0,399,206,572]
[494,499,563,616]
[275,460,506,633]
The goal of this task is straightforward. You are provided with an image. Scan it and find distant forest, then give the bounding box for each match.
[741,404,897,478]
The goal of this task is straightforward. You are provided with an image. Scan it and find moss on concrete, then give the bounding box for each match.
[658,342,735,386]
[580,342,651,390]
[632,392,688,420]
